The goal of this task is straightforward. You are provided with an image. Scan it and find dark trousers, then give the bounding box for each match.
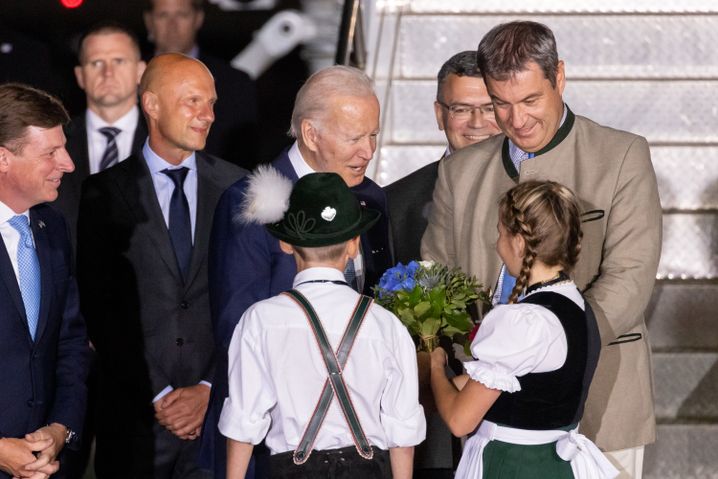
[269,446,391,478]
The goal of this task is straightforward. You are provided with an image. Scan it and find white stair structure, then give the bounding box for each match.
[363,1,718,477]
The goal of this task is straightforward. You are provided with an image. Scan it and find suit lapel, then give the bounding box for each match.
[30,208,52,343]
[184,152,216,288]
[118,155,182,280]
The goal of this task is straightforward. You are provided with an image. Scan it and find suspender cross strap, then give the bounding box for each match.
[283,289,374,465]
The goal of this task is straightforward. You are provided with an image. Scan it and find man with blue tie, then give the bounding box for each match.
[77,54,245,478]
[0,83,89,479]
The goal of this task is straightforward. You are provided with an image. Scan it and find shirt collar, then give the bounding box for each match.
[287,141,316,179]
[293,267,347,288]
[0,200,29,225]
[508,103,568,162]
[86,105,139,133]
[142,140,197,173]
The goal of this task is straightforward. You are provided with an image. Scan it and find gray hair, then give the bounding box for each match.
[436,50,483,101]
[289,65,376,138]
[477,21,560,87]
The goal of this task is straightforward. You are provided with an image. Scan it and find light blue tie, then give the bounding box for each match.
[8,215,40,340]
[498,151,535,304]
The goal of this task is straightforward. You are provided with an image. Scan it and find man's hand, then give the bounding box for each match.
[154,384,210,440]
[0,423,65,479]
[18,423,66,478]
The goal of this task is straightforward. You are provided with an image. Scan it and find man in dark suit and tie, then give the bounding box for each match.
[143,0,258,169]
[199,65,394,479]
[77,53,245,478]
[385,50,501,264]
[56,22,148,248]
[0,83,89,479]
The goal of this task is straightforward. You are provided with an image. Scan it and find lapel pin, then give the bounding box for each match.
[38,220,46,229]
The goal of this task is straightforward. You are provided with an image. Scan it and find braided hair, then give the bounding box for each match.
[498,180,583,303]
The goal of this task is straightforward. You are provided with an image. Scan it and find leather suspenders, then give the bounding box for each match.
[283,289,374,465]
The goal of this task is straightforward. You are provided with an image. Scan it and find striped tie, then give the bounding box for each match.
[8,215,40,340]
[99,126,121,171]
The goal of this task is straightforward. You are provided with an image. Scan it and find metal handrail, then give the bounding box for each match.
[335,0,366,68]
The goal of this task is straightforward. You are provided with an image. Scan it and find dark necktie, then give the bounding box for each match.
[343,259,358,292]
[161,167,193,280]
[98,126,121,171]
[8,215,40,340]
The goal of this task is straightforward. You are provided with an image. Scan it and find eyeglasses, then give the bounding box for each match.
[437,100,495,120]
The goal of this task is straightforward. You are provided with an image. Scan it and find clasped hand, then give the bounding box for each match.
[154,384,210,440]
[0,423,66,479]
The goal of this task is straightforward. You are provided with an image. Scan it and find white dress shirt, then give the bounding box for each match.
[219,266,426,454]
[464,281,584,392]
[0,201,32,283]
[85,106,140,174]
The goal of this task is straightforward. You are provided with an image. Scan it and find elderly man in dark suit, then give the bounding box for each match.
[77,54,245,478]
[385,50,501,265]
[55,22,147,250]
[144,0,258,169]
[0,83,89,479]
[199,65,394,479]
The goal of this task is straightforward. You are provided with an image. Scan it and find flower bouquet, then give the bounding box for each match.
[374,260,489,352]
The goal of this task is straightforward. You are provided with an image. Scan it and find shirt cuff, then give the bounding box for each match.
[199,380,212,389]
[463,360,521,393]
[380,404,427,448]
[152,385,174,404]
[218,397,270,445]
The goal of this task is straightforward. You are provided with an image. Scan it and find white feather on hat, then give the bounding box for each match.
[237,165,293,224]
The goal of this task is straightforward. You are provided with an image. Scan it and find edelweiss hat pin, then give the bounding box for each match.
[265,172,380,247]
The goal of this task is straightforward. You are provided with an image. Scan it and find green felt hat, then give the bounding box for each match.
[266,173,380,247]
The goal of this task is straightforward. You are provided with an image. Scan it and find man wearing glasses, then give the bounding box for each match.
[386,50,501,265]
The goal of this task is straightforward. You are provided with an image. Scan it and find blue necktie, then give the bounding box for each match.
[161,167,193,280]
[99,126,121,171]
[8,215,40,340]
[498,151,535,303]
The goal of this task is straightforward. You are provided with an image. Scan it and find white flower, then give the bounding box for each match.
[419,260,434,269]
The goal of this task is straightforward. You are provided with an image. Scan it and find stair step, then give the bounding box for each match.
[653,352,718,421]
[644,424,718,479]
[647,282,718,349]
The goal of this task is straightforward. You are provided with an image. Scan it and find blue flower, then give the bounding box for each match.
[377,262,419,297]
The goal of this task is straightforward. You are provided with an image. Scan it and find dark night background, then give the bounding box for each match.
[1,0,311,164]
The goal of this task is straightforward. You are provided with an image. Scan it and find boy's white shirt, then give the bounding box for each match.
[218,266,426,453]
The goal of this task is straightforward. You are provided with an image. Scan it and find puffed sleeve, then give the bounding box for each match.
[379,311,427,447]
[463,303,567,392]
[218,306,276,444]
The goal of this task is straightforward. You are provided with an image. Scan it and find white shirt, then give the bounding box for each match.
[287,141,364,287]
[85,106,140,174]
[219,267,426,454]
[0,201,32,283]
[464,281,584,392]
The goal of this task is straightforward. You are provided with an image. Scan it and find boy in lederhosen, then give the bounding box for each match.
[219,171,426,479]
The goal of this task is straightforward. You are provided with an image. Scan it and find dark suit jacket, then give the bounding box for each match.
[198,52,258,170]
[0,204,89,478]
[55,113,148,251]
[77,152,245,474]
[198,149,394,478]
[385,160,440,264]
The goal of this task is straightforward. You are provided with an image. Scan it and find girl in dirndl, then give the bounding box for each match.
[430,180,618,479]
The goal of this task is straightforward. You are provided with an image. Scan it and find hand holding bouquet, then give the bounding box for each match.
[374,260,489,352]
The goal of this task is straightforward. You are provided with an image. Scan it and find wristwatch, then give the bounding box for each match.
[64,428,77,445]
